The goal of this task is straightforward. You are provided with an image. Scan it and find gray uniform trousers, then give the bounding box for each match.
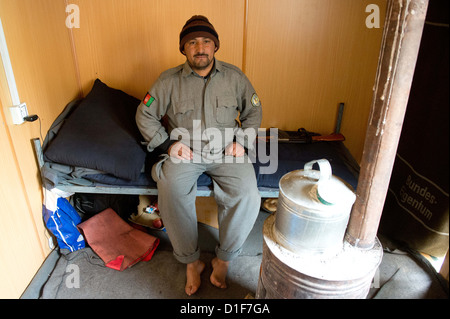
[152,154,261,264]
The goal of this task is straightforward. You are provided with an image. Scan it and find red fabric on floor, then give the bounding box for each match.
[78,208,159,271]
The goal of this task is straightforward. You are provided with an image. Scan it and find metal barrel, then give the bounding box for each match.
[256,215,382,299]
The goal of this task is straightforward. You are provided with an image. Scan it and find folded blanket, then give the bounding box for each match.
[78,208,159,271]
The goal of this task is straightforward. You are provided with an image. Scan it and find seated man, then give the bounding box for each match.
[136,15,262,295]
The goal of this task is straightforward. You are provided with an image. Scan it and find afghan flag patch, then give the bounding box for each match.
[143,93,155,107]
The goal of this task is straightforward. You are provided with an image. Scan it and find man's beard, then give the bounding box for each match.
[189,54,214,71]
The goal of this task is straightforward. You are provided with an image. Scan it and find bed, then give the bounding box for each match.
[34,79,359,198]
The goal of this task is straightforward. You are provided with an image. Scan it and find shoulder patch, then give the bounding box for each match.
[251,93,261,107]
[143,93,155,107]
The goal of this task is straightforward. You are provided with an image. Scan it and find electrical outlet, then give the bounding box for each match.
[9,102,27,125]
[19,102,28,119]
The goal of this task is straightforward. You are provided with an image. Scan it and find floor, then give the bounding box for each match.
[21,209,448,300]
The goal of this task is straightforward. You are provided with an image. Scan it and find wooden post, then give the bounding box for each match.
[345,0,429,249]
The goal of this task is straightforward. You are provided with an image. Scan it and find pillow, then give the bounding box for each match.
[44,79,146,181]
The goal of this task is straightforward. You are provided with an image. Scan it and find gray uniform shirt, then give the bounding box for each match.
[136,59,262,161]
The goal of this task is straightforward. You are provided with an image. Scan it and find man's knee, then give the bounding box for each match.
[157,176,197,197]
[224,178,260,206]
[157,161,200,196]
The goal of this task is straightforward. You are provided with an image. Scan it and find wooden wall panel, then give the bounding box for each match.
[71,0,245,99]
[245,0,386,161]
[0,0,79,297]
[0,98,45,298]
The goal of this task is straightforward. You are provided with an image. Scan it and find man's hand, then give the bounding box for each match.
[168,142,193,160]
[224,142,245,157]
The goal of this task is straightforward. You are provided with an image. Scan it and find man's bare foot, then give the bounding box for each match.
[185,260,205,296]
[210,257,229,289]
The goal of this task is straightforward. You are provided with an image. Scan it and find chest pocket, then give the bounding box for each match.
[172,99,195,129]
[216,96,238,125]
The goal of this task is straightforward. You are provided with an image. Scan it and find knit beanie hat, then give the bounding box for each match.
[179,15,220,54]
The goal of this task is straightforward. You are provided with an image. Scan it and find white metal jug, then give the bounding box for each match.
[274,159,356,257]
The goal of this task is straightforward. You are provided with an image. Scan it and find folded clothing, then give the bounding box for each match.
[78,208,159,271]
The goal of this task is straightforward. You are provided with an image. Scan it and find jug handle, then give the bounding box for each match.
[304,159,332,184]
